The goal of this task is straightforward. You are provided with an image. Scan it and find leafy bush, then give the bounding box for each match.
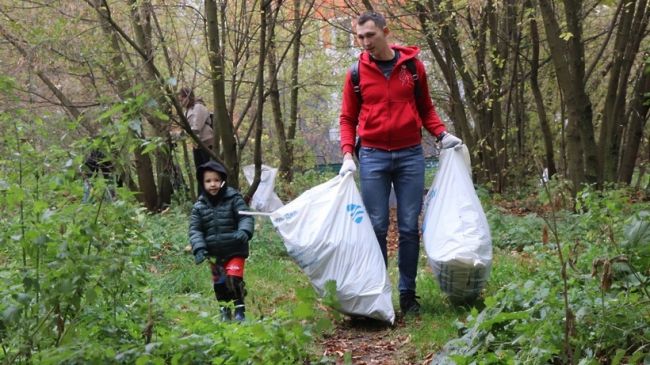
[0,114,149,362]
[487,210,545,250]
[0,107,328,364]
[623,211,650,275]
[434,200,650,364]
[36,305,329,365]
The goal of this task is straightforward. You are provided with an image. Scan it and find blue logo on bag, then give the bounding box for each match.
[346,204,364,224]
[272,210,297,224]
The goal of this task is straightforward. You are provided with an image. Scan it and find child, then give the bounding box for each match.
[189,160,254,321]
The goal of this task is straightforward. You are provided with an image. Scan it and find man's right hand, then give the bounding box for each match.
[339,153,357,176]
[441,133,462,149]
[194,249,207,265]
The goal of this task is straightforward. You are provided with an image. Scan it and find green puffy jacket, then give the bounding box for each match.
[189,187,254,261]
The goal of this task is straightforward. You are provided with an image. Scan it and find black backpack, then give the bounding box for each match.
[207,112,214,128]
[349,58,421,103]
[349,58,422,156]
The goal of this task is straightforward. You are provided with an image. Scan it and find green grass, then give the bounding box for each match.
[141,211,503,363]
[136,185,650,363]
[6,183,646,363]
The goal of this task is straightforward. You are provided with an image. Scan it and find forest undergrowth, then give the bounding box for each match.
[1,135,649,364]
[0,153,650,364]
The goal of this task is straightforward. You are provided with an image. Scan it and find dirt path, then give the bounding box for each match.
[318,210,434,364]
[319,316,434,365]
[321,320,404,364]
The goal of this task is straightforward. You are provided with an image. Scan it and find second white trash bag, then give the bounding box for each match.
[422,145,492,304]
[242,164,284,212]
[269,173,395,323]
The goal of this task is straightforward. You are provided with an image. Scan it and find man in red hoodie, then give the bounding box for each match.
[338,11,461,315]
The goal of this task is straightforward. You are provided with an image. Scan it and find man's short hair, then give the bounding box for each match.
[357,11,386,28]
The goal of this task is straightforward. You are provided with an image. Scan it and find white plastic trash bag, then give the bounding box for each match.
[269,173,395,323]
[422,145,492,304]
[243,164,284,212]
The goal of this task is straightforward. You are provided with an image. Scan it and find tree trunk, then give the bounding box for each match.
[475,1,501,187]
[94,0,161,208]
[564,0,599,184]
[265,5,292,182]
[600,0,649,182]
[559,85,568,176]
[528,2,557,177]
[417,0,499,185]
[206,0,239,187]
[285,0,304,183]
[244,0,270,201]
[134,145,158,210]
[618,59,650,183]
[227,1,254,147]
[515,69,527,159]
[181,139,197,200]
[128,0,173,208]
[415,2,475,148]
[490,0,517,191]
[538,0,597,191]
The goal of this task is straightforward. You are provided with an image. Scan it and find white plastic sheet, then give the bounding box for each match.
[422,145,492,304]
[269,173,395,323]
[243,164,284,212]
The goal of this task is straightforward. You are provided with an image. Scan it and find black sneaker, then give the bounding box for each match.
[220,307,232,322]
[399,291,421,315]
[233,305,245,322]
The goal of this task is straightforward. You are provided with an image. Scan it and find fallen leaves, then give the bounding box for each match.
[321,327,415,365]
[321,319,415,365]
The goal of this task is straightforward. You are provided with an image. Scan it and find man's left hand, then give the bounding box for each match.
[339,154,357,176]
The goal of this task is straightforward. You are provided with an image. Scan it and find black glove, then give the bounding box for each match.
[233,230,249,243]
[194,249,207,265]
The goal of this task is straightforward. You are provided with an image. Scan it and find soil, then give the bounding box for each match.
[318,209,432,364]
[319,316,428,365]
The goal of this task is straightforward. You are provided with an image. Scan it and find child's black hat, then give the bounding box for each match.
[197,160,228,183]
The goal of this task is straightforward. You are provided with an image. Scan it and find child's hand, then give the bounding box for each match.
[234,230,249,242]
[194,249,207,265]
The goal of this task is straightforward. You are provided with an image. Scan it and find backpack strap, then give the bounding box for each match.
[349,61,362,157]
[349,60,362,104]
[405,58,421,99]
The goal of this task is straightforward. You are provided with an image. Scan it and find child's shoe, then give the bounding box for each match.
[220,307,232,322]
[234,304,245,322]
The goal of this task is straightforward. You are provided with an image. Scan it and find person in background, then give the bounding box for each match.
[178,87,214,193]
[81,149,118,202]
[189,160,254,321]
[338,11,462,315]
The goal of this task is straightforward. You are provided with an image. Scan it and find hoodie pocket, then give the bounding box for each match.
[358,104,379,137]
[391,100,421,133]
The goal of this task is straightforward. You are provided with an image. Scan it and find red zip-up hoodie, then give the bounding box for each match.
[339,45,447,154]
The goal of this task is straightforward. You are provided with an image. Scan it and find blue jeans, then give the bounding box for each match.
[359,145,425,293]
